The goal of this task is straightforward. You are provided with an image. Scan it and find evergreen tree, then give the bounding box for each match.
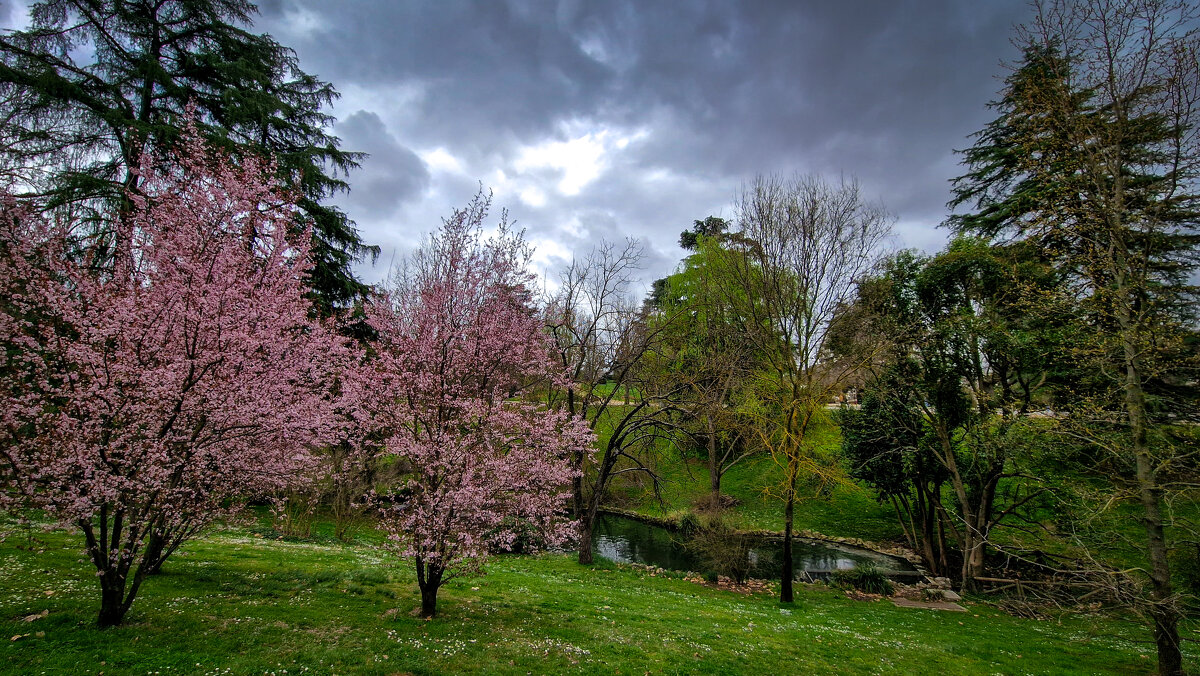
[678,215,729,251]
[0,0,377,312]
[948,3,1200,671]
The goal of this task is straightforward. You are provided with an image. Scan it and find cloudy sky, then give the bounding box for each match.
[7,0,1037,292]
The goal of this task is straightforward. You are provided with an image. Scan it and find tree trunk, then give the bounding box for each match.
[97,574,127,628]
[1123,322,1182,674]
[919,511,940,577]
[1135,443,1183,676]
[577,522,595,565]
[891,496,916,552]
[419,583,438,618]
[578,506,597,565]
[940,431,980,591]
[962,526,985,591]
[82,518,135,628]
[912,486,943,577]
[141,530,167,576]
[780,466,796,603]
[415,557,444,618]
[708,418,721,499]
[571,463,585,520]
[935,504,950,576]
[568,388,585,519]
[959,535,978,592]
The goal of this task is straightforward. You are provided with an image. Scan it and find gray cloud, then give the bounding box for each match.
[335,110,430,219]
[254,0,1034,291]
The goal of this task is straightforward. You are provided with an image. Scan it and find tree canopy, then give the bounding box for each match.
[0,0,377,312]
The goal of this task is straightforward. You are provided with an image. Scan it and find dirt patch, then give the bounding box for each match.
[891,597,967,612]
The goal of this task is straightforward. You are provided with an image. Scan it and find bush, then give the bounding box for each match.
[683,512,754,584]
[273,487,321,538]
[678,511,702,536]
[831,564,894,596]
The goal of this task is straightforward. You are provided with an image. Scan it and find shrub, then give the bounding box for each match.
[678,511,702,536]
[683,512,754,584]
[831,564,894,596]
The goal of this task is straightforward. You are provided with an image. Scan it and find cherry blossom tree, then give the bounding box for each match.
[0,128,346,627]
[355,192,587,618]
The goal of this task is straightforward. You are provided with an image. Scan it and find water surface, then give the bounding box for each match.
[592,514,919,580]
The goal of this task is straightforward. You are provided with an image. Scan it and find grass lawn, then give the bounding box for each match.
[607,418,904,544]
[622,453,904,542]
[0,517,1190,675]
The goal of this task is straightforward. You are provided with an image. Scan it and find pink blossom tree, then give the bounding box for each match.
[355,192,588,618]
[0,129,346,627]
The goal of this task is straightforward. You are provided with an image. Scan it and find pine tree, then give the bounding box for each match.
[948,3,1200,672]
[0,0,377,312]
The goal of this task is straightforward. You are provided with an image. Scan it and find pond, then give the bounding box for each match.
[592,514,920,581]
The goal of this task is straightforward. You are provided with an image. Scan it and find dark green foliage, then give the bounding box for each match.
[648,216,732,309]
[840,241,1061,583]
[839,373,926,502]
[947,44,1091,248]
[642,231,765,500]
[831,564,894,596]
[948,42,1200,348]
[947,14,1200,672]
[0,0,377,313]
[648,276,671,309]
[677,510,702,536]
[1171,545,1200,613]
[678,215,730,251]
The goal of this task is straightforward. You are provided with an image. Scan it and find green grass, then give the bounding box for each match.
[588,382,642,403]
[0,518,1189,675]
[608,420,904,543]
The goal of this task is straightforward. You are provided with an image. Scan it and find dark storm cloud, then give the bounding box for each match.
[590,1,1030,224]
[335,111,430,219]
[256,0,1035,287]
[263,0,617,156]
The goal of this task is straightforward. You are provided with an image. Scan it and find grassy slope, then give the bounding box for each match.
[607,417,904,543]
[0,519,1189,675]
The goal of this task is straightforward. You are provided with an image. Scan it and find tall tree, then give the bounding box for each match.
[647,231,760,502]
[355,192,587,617]
[841,242,1058,585]
[949,2,1200,671]
[544,240,684,565]
[0,0,376,312]
[0,127,345,627]
[721,174,891,603]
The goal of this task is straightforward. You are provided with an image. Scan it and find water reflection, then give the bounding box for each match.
[592,514,917,580]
